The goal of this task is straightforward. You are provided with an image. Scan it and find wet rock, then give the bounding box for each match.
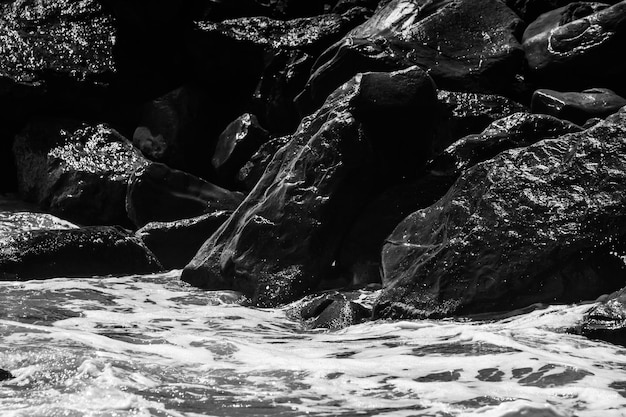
[435,91,528,151]
[0,226,163,280]
[523,2,626,92]
[504,0,600,22]
[289,290,373,330]
[202,0,340,20]
[13,120,148,226]
[126,163,244,228]
[581,286,626,345]
[522,2,609,43]
[374,106,626,319]
[298,0,524,113]
[136,211,233,270]
[333,0,381,14]
[0,369,13,381]
[182,66,438,307]
[212,114,270,185]
[0,211,77,235]
[237,136,291,191]
[531,88,626,125]
[430,113,583,177]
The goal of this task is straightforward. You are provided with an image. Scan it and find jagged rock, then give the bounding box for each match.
[126,163,244,228]
[136,211,233,270]
[522,2,609,42]
[13,120,148,226]
[182,66,438,307]
[374,106,626,319]
[298,0,525,114]
[581,286,626,345]
[288,290,373,330]
[189,9,367,137]
[523,2,626,93]
[531,88,626,125]
[0,369,13,381]
[0,226,163,280]
[212,114,270,184]
[435,91,528,151]
[430,112,583,177]
[237,136,291,191]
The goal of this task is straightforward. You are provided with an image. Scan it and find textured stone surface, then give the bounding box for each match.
[531,88,626,125]
[581,286,626,345]
[375,106,626,319]
[0,226,163,280]
[522,2,609,43]
[182,66,437,307]
[288,290,373,330]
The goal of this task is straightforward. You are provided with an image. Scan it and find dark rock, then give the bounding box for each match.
[289,290,372,330]
[430,112,583,177]
[13,120,148,226]
[522,2,609,43]
[126,163,244,228]
[0,211,77,235]
[0,226,162,280]
[0,369,13,381]
[523,2,626,92]
[531,88,626,125]
[506,0,618,23]
[298,0,525,113]
[237,136,291,191]
[212,114,270,184]
[182,66,438,307]
[136,211,233,270]
[581,286,626,345]
[202,0,340,20]
[333,0,381,14]
[435,91,528,151]
[374,106,626,319]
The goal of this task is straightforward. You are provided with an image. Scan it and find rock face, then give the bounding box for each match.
[136,211,233,270]
[182,66,438,307]
[237,136,291,191]
[0,226,163,280]
[531,88,626,125]
[126,163,244,228]
[523,2,626,92]
[375,106,626,319]
[581,286,626,345]
[13,120,148,226]
[298,0,525,113]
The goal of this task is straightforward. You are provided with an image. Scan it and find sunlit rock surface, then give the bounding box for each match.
[521,2,609,43]
[13,120,148,226]
[375,106,626,319]
[0,226,162,280]
[582,286,626,345]
[182,66,437,307]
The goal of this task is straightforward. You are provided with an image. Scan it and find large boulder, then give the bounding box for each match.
[182,66,438,307]
[136,211,233,270]
[298,0,525,113]
[13,120,148,226]
[287,290,374,330]
[374,106,626,319]
[521,2,609,42]
[581,286,626,345]
[523,2,626,93]
[0,226,162,280]
[126,163,244,228]
[531,88,626,125]
[236,136,291,191]
[505,0,615,23]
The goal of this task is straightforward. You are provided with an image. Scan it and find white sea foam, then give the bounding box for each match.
[1,271,626,416]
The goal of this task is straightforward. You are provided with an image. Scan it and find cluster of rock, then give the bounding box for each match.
[1,0,626,342]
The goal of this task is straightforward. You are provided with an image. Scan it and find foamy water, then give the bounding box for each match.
[1,271,625,416]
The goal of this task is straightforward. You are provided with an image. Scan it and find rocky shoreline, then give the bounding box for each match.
[1,0,626,344]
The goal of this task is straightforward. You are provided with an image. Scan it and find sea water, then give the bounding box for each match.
[1,271,625,417]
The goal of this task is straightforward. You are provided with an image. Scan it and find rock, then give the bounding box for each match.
[430,112,583,177]
[0,369,13,381]
[0,226,163,280]
[182,66,438,307]
[0,211,77,235]
[212,114,270,185]
[374,106,626,319]
[506,0,618,23]
[298,0,525,113]
[237,136,291,191]
[522,2,609,43]
[333,0,381,14]
[435,91,528,151]
[531,88,626,125]
[523,2,626,92]
[13,120,148,226]
[202,0,340,20]
[288,290,373,330]
[136,211,233,270]
[581,286,626,345]
[126,163,244,228]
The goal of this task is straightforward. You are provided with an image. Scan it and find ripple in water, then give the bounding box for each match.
[1,271,626,416]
